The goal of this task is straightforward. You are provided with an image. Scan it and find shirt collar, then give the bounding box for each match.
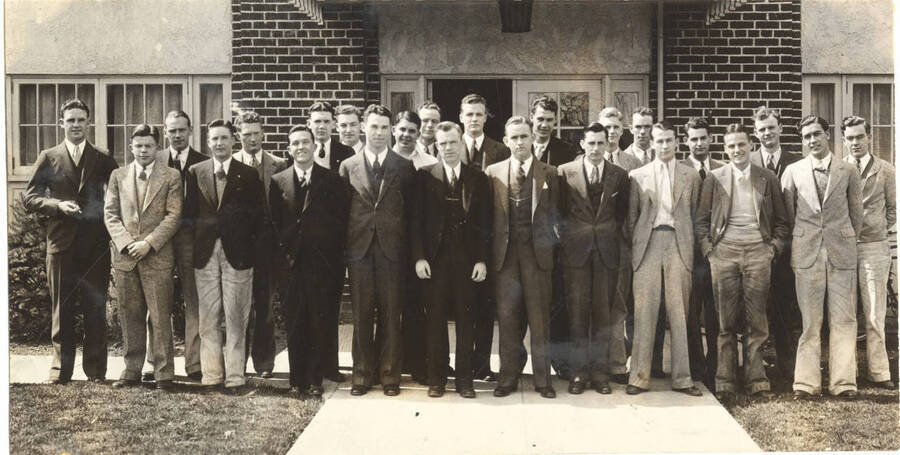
[170,145,189,161]
[731,162,751,179]
[65,138,86,155]
[294,163,313,182]
[238,149,263,163]
[134,160,155,176]
[688,154,709,170]
[364,147,388,167]
[810,153,832,171]
[511,154,533,176]
[464,133,485,151]
[583,156,605,177]
[443,161,462,180]
[317,138,331,151]
[853,152,871,171]
[656,157,676,174]
[631,144,651,159]
[214,156,232,174]
[761,147,782,165]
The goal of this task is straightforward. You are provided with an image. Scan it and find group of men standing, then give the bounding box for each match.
[26,94,895,402]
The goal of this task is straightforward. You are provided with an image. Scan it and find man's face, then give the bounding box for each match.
[336,113,361,147]
[842,124,870,159]
[724,132,752,169]
[130,135,158,167]
[598,116,623,149]
[363,113,391,150]
[288,130,315,167]
[801,122,830,159]
[652,128,677,162]
[754,115,782,149]
[531,106,557,142]
[581,131,608,166]
[238,122,263,154]
[59,108,89,144]
[164,116,191,152]
[460,103,486,136]
[392,119,420,152]
[630,114,653,148]
[418,108,441,141]
[435,128,464,167]
[207,126,235,162]
[503,122,534,162]
[685,127,711,160]
[308,111,334,143]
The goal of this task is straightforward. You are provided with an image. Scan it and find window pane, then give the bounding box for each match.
[108,126,127,165]
[560,92,589,127]
[126,85,144,124]
[146,84,164,125]
[78,84,95,117]
[810,83,834,122]
[58,84,76,107]
[852,83,872,119]
[200,84,223,124]
[165,84,183,114]
[38,84,57,124]
[614,92,639,126]
[39,126,57,152]
[389,92,413,117]
[872,126,892,162]
[107,84,124,124]
[19,84,36,124]
[19,126,37,165]
[873,84,892,125]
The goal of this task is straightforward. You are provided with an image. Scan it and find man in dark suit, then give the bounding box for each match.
[340,104,417,396]
[416,101,442,157]
[309,100,356,383]
[336,104,365,155]
[557,123,629,395]
[460,93,511,382]
[749,106,802,383]
[231,110,288,379]
[485,116,560,399]
[24,98,119,384]
[530,95,577,380]
[105,125,183,390]
[269,124,350,397]
[679,117,724,389]
[695,124,790,403]
[412,121,491,398]
[184,119,266,392]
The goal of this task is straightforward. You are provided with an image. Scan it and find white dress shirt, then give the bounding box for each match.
[630,144,653,164]
[852,152,871,175]
[65,138,86,165]
[134,159,155,179]
[214,156,233,175]
[170,146,189,170]
[294,163,313,185]
[463,133,486,164]
[604,148,621,166]
[443,161,462,184]
[395,145,438,170]
[761,148,782,169]
[233,149,265,167]
[511,154,533,178]
[583,157,605,184]
[810,152,832,172]
[652,159,676,228]
[533,140,550,161]
[364,147,388,169]
[688,154,710,174]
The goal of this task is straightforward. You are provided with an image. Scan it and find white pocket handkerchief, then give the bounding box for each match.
[543,182,549,189]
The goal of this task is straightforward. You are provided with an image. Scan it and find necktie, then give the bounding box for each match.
[298,170,308,187]
[698,163,707,181]
[372,157,383,197]
[449,167,458,190]
[643,150,652,166]
[168,153,177,169]
[516,162,526,194]
[856,158,863,175]
[138,170,148,181]
[590,165,600,184]
[137,168,148,208]
[813,165,828,203]
[766,154,776,172]
[660,163,673,217]
[534,144,544,161]
[317,143,325,159]
[71,144,81,166]
[249,153,260,170]
[215,166,227,205]
[469,141,478,166]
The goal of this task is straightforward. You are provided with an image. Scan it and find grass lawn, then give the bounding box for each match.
[9,382,322,455]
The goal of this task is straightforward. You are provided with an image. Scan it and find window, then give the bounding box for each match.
[514,80,607,145]
[851,82,894,162]
[198,83,225,156]
[16,82,96,168]
[106,83,184,164]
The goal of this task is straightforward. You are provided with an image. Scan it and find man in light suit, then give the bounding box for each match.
[781,115,863,400]
[269,124,350,397]
[625,121,702,396]
[695,124,790,403]
[840,115,896,390]
[105,125,182,390]
[336,104,365,155]
[749,106,802,382]
[412,121,491,398]
[557,123,630,394]
[486,116,560,399]
[24,98,119,384]
[340,104,417,397]
[184,119,266,392]
[461,93,511,382]
[679,117,724,388]
[416,101,442,157]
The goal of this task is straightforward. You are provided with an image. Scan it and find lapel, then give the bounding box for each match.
[54,143,80,188]
[597,161,618,218]
[459,164,474,213]
[672,162,687,207]
[644,165,658,207]
[141,164,165,213]
[532,160,547,219]
[823,159,845,205]
[197,160,218,210]
[219,163,241,211]
[350,155,377,204]
[715,165,733,219]
[797,156,822,212]
[276,169,299,215]
[376,152,399,205]
[497,159,511,217]
[569,156,590,204]
[261,152,278,186]
[121,163,139,217]
[77,142,98,194]
[303,165,323,213]
[750,165,765,220]
[430,159,448,200]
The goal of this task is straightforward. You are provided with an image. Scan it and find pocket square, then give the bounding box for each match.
[610,191,618,198]
[543,182,549,189]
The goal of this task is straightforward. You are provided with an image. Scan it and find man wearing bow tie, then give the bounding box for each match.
[231,110,288,379]
[184,119,266,392]
[841,115,896,390]
[781,115,863,400]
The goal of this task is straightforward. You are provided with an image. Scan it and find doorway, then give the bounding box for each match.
[430,79,513,143]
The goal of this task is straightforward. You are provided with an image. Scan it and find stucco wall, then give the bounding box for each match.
[377,2,653,75]
[802,0,893,73]
[5,0,232,74]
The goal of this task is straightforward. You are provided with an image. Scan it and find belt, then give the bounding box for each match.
[652,225,675,231]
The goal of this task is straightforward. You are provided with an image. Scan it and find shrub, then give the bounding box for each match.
[8,195,51,342]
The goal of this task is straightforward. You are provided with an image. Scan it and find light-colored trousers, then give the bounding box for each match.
[793,247,858,395]
[117,266,175,381]
[857,240,892,383]
[629,229,694,390]
[609,240,631,375]
[195,239,254,387]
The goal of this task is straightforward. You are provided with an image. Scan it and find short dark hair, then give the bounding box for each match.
[417,101,441,115]
[651,121,677,138]
[530,96,558,116]
[362,104,392,123]
[632,106,654,118]
[59,98,91,119]
[335,104,361,119]
[722,123,752,141]
[165,110,192,128]
[288,124,314,140]
[684,117,710,133]
[207,119,236,135]
[752,106,781,124]
[309,101,336,118]
[130,124,160,143]
[582,122,609,141]
[840,115,870,135]
[460,94,488,112]
[234,110,262,128]
[435,121,462,138]
[394,110,421,129]
[797,115,830,134]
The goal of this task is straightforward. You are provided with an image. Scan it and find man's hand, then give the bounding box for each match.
[415,259,431,279]
[126,241,152,261]
[58,201,82,216]
[471,262,487,282]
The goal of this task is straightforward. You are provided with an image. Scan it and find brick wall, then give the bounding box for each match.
[232,0,380,157]
[651,0,802,161]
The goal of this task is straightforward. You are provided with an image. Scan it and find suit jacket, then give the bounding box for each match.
[844,154,896,243]
[339,150,417,263]
[269,164,349,273]
[329,138,355,172]
[183,159,267,270]
[166,147,208,188]
[24,141,119,254]
[781,155,863,270]
[623,143,655,167]
[557,156,630,269]
[750,149,802,179]
[610,148,643,173]
[411,161,492,266]
[534,136,577,167]
[233,150,288,201]
[104,163,183,271]
[484,158,560,271]
[694,163,790,258]
[626,161,701,271]
[467,135,511,169]
[679,157,725,175]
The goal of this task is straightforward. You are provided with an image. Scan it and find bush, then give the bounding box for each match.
[8,195,52,342]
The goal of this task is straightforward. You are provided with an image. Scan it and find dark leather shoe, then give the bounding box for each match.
[308,385,324,397]
[493,385,517,397]
[112,379,139,388]
[383,385,400,396]
[87,376,105,384]
[156,380,174,390]
[475,370,499,382]
[715,391,735,404]
[259,370,273,379]
[289,386,304,396]
[611,373,628,385]
[224,385,248,395]
[458,387,476,399]
[593,381,612,395]
[750,390,775,400]
[873,380,897,390]
[626,385,646,395]
[673,386,703,397]
[837,390,858,400]
[567,378,586,395]
[325,371,347,383]
[142,372,155,382]
[202,383,223,393]
[187,372,202,381]
[427,386,445,398]
[350,385,368,396]
[792,390,812,400]
[536,386,556,399]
